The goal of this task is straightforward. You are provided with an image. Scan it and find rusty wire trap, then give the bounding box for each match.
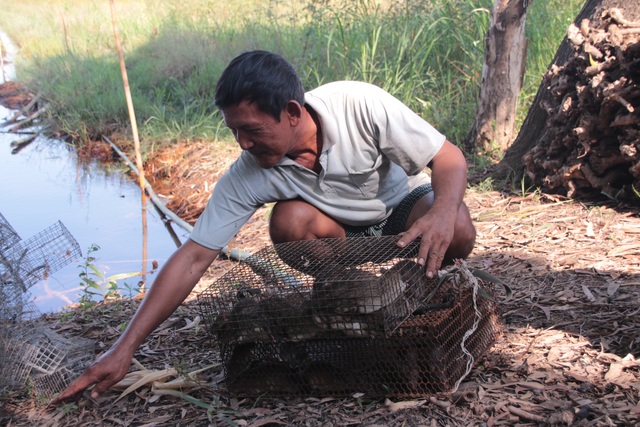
[198,236,503,398]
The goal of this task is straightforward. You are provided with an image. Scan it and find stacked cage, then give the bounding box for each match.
[0,212,92,397]
[198,236,502,398]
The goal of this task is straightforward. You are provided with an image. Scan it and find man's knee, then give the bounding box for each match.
[269,199,345,243]
[448,203,476,260]
[270,200,305,243]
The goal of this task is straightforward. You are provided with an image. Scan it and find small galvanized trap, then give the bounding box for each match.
[198,236,502,398]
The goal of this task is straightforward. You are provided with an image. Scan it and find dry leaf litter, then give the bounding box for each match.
[1,78,640,425]
[1,140,638,425]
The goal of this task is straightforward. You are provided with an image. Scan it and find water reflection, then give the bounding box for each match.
[0,121,185,313]
[1,29,185,313]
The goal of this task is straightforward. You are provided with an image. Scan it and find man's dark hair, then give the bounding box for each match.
[215,50,305,122]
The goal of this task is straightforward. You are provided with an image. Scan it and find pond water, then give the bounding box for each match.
[0,31,187,314]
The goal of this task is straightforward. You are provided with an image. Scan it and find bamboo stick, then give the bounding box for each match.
[109,0,148,286]
[1,44,5,83]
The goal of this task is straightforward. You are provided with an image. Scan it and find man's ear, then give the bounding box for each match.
[285,101,303,126]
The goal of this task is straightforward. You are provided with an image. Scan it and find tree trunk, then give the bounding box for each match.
[467,0,529,159]
[494,0,640,203]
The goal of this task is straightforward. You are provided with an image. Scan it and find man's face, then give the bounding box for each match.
[221,100,293,169]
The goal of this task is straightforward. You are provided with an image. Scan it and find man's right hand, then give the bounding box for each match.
[51,239,219,405]
[51,345,133,403]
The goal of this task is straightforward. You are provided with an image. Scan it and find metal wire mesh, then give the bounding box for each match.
[31,367,77,399]
[0,212,21,251]
[0,220,82,291]
[0,336,38,388]
[0,324,95,394]
[30,335,95,398]
[0,278,27,322]
[0,213,91,397]
[198,236,502,398]
[24,327,70,375]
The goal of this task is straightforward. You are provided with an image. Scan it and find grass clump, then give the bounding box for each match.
[0,0,583,155]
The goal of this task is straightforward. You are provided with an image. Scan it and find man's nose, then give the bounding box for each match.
[236,132,254,150]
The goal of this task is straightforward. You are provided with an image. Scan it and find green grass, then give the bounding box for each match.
[0,0,583,156]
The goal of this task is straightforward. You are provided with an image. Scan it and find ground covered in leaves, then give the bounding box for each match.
[1,140,640,426]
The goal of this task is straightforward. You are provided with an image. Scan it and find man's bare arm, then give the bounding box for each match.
[397,140,472,277]
[52,239,220,403]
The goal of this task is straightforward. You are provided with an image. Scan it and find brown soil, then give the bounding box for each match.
[2,129,640,425]
[0,81,34,110]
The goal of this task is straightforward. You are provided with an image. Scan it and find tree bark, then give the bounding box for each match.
[467,0,529,159]
[494,0,640,186]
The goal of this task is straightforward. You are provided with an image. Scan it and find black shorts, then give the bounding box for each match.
[343,184,433,237]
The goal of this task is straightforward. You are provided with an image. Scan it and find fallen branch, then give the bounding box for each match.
[5,92,42,124]
[114,368,178,402]
[9,104,47,132]
[9,134,37,154]
[507,405,547,422]
[102,135,193,234]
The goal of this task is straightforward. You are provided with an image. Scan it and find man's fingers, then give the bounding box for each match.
[398,221,451,276]
[90,376,118,399]
[396,229,420,249]
[51,365,110,404]
[425,249,444,278]
[51,377,91,404]
[421,240,447,278]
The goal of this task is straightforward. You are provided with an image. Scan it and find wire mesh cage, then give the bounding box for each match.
[0,212,21,251]
[198,236,503,398]
[0,220,82,291]
[0,213,90,396]
[25,327,72,375]
[31,367,78,399]
[0,278,27,322]
[30,334,95,398]
[0,335,39,388]
[0,324,95,394]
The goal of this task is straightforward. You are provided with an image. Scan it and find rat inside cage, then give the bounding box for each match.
[198,236,502,398]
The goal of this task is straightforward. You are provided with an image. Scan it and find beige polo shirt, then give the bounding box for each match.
[190,81,445,250]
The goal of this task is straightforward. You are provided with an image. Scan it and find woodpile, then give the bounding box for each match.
[523,8,639,202]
